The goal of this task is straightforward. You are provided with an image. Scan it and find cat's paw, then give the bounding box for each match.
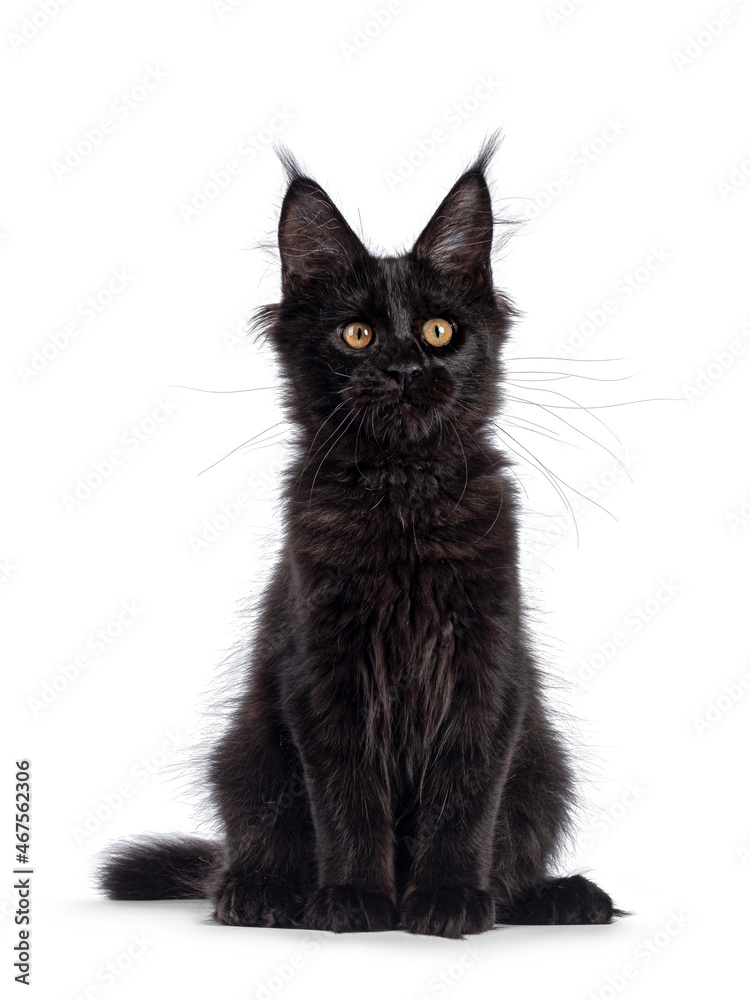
[302,885,396,933]
[496,875,621,925]
[401,886,495,938]
[213,872,303,928]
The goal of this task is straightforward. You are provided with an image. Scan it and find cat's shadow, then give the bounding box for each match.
[80,898,622,949]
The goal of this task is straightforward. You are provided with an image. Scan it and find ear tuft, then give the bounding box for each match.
[276,155,368,296]
[274,143,306,184]
[411,134,501,284]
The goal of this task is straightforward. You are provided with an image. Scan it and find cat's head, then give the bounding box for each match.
[260,142,515,454]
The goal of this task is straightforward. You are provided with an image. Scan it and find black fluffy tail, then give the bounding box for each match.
[97,836,221,900]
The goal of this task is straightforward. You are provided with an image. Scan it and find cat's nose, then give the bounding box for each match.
[383,364,423,387]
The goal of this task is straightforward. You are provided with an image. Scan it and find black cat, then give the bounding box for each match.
[98,140,624,937]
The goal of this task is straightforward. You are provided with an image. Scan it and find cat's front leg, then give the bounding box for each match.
[401,730,516,938]
[208,662,316,929]
[303,883,397,934]
[294,712,398,933]
[212,861,305,929]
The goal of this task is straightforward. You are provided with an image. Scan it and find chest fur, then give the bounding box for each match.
[287,456,513,760]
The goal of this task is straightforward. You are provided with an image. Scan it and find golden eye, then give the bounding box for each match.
[421,317,454,347]
[342,321,373,349]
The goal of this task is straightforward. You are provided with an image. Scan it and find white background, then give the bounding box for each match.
[3,0,749,997]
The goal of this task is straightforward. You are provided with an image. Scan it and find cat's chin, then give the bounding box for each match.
[367,403,441,447]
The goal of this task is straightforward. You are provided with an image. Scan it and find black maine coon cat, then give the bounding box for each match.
[99,141,624,937]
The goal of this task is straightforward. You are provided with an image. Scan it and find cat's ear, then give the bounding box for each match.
[412,157,495,287]
[277,163,367,296]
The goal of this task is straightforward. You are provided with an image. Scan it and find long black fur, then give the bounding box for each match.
[98,139,625,937]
